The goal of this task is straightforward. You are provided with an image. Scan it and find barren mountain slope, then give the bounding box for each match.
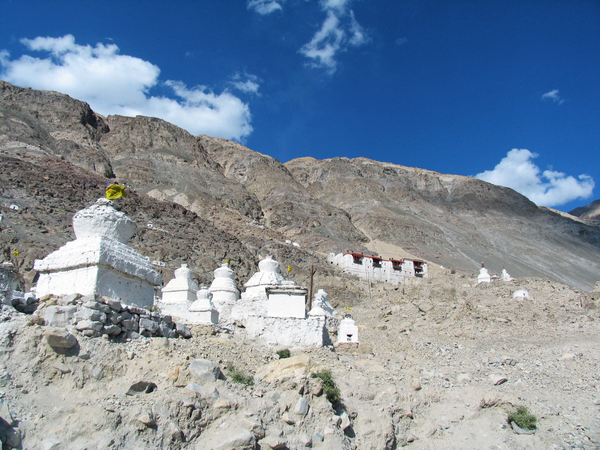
[285,157,600,290]
[0,80,113,177]
[570,199,600,221]
[100,115,264,222]
[198,135,369,253]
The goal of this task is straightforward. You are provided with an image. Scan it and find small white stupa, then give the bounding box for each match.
[188,286,219,324]
[34,198,161,307]
[158,264,198,318]
[501,266,513,282]
[209,262,240,316]
[338,316,359,343]
[243,255,285,300]
[309,289,335,317]
[477,263,491,284]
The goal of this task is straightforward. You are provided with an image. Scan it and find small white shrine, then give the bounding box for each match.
[162,264,198,301]
[337,316,359,343]
[308,289,335,317]
[477,263,491,284]
[157,264,198,319]
[187,286,219,324]
[34,198,161,308]
[501,267,513,282]
[209,262,240,319]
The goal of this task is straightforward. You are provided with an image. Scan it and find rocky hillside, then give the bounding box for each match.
[570,199,600,222]
[2,79,600,292]
[1,270,599,449]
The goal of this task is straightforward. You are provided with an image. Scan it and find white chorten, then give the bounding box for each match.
[158,264,198,318]
[501,267,512,282]
[243,255,284,300]
[162,264,198,301]
[209,262,240,314]
[188,286,219,324]
[338,316,359,343]
[309,289,335,317]
[34,198,161,307]
[477,263,491,284]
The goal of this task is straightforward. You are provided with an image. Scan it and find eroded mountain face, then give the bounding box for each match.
[284,157,600,290]
[1,80,599,290]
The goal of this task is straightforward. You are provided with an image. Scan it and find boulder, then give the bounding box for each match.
[44,328,78,350]
[255,354,318,382]
[189,359,223,384]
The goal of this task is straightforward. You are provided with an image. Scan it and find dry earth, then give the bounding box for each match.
[1,270,599,450]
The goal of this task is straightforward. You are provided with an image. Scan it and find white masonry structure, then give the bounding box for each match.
[157,264,198,319]
[327,252,427,285]
[188,286,219,325]
[337,316,359,343]
[34,198,161,308]
[232,255,329,349]
[477,263,491,283]
[209,262,240,320]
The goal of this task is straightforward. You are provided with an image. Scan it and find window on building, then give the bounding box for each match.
[352,254,363,265]
[372,257,382,268]
[391,260,403,271]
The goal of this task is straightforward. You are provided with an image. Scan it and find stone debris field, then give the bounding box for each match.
[0,268,599,450]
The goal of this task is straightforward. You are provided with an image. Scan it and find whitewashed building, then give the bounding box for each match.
[327,252,427,285]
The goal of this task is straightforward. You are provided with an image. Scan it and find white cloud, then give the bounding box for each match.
[395,37,408,46]
[247,0,283,15]
[0,35,253,141]
[299,0,370,73]
[230,73,261,95]
[476,149,594,207]
[541,89,565,105]
[320,0,351,13]
[300,11,344,73]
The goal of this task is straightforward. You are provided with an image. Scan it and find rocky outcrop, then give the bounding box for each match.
[0,80,113,177]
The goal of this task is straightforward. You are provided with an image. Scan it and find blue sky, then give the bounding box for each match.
[1,0,598,212]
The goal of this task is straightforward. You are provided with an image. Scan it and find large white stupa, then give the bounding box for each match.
[34,198,161,308]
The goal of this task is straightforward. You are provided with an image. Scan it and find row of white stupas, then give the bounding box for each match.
[33,198,358,348]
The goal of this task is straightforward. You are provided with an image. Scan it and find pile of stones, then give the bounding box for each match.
[36,293,192,340]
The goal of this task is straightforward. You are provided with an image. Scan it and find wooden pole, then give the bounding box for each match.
[308,265,316,311]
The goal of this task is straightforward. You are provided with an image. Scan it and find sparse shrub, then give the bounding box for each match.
[276,348,291,359]
[227,363,254,386]
[311,369,340,405]
[450,268,457,275]
[508,405,537,430]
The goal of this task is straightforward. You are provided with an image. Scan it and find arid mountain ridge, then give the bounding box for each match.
[1,80,599,291]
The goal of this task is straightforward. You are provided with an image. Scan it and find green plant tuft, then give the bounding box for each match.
[227,363,254,386]
[311,369,340,405]
[508,405,537,430]
[276,348,291,359]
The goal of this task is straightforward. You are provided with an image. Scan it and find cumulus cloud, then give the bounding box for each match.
[247,0,283,15]
[476,149,594,207]
[541,89,565,105]
[299,0,370,73]
[0,35,253,141]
